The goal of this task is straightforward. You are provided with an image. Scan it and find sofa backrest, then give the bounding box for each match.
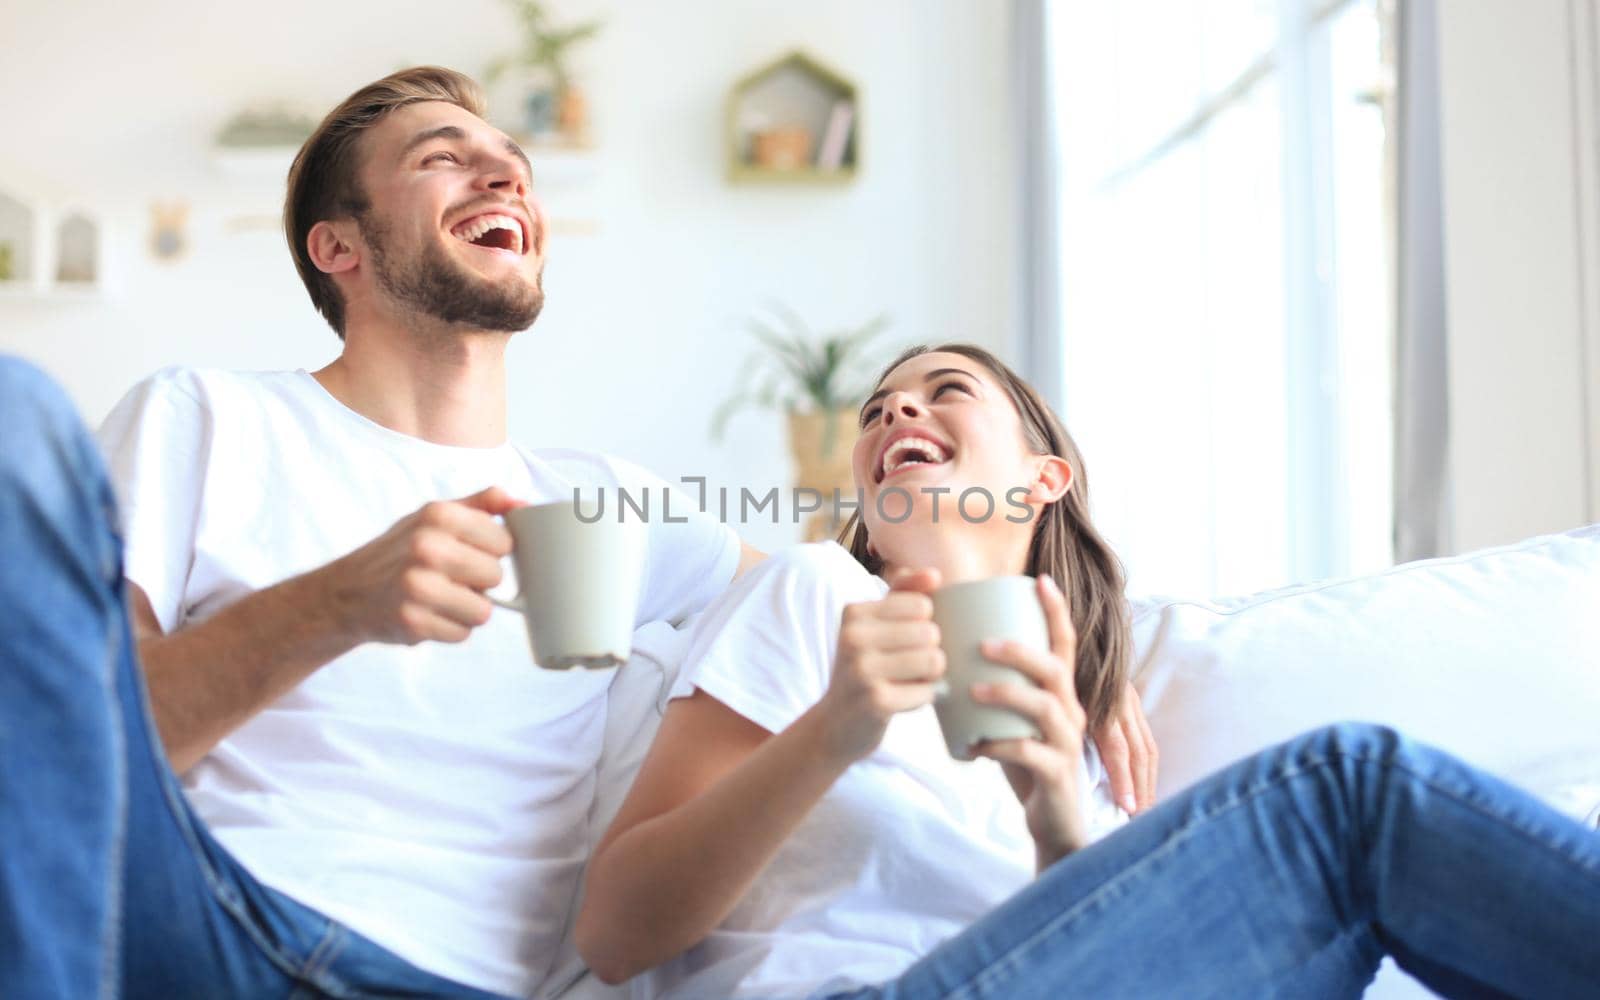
[1132,523,1600,825]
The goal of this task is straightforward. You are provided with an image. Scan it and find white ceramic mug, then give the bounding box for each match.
[930,576,1047,760]
[493,499,645,670]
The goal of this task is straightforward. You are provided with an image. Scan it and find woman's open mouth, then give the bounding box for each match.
[876,435,952,483]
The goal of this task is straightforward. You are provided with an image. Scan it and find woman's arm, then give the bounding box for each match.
[576,570,944,985]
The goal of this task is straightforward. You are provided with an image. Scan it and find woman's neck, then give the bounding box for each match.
[875,527,1031,585]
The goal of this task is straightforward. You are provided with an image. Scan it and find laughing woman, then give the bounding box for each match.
[577,344,1600,999]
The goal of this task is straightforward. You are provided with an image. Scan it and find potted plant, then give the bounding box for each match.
[486,0,603,144]
[713,305,893,540]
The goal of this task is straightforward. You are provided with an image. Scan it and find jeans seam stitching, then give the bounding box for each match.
[138,686,310,980]
[297,922,348,996]
[100,635,128,1000]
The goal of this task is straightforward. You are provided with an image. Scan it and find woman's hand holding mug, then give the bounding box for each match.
[967,574,1090,869]
[814,568,947,764]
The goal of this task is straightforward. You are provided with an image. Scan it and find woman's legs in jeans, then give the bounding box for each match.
[848,724,1600,1000]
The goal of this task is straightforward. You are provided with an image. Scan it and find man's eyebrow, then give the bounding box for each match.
[859,367,978,413]
[401,126,535,184]
[401,125,467,159]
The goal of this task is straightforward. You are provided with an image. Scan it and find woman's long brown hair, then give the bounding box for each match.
[838,344,1130,732]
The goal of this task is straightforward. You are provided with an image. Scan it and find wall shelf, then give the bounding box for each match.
[726,49,860,185]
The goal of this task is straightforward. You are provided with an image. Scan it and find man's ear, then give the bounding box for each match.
[307,220,360,275]
[1025,455,1074,505]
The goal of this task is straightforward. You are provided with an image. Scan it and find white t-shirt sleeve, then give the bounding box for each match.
[95,367,211,633]
[599,456,741,627]
[669,545,855,734]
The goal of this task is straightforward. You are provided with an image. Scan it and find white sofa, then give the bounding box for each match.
[1131,522,1600,997]
[551,524,1600,999]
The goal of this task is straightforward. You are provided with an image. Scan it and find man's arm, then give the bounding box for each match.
[734,541,766,580]
[132,487,521,774]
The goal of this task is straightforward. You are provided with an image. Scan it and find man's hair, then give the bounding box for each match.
[839,343,1132,734]
[284,66,487,338]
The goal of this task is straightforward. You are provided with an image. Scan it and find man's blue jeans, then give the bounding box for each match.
[0,359,513,999]
[4,356,1599,999]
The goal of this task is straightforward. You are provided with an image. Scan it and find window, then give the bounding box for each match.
[1051,0,1394,595]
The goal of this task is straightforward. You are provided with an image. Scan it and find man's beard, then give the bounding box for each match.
[359,212,544,332]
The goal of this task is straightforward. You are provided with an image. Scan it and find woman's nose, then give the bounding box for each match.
[881,394,923,425]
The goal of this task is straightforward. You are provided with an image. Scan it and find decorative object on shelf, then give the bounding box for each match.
[727,50,859,185]
[486,0,603,148]
[0,188,34,285]
[210,105,320,181]
[150,201,189,262]
[215,106,317,149]
[752,126,813,170]
[714,304,892,541]
[0,180,107,299]
[54,214,97,283]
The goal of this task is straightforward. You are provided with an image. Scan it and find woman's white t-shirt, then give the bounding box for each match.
[647,542,1127,1000]
[95,366,740,998]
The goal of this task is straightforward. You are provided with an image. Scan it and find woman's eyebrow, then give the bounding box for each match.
[860,367,978,412]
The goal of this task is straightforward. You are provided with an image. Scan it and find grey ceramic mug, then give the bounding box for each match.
[492,499,645,669]
[930,576,1048,759]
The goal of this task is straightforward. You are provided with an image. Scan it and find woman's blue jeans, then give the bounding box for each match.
[4,355,1599,999]
[831,722,1600,999]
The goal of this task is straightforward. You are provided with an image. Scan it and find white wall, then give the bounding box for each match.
[0,0,1017,553]
[1436,0,1600,551]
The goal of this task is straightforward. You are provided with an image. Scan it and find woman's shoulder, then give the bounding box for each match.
[742,541,885,602]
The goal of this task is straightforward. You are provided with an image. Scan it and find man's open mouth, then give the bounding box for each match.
[876,435,952,483]
[449,213,526,255]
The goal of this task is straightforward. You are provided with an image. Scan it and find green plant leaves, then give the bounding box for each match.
[711,304,894,441]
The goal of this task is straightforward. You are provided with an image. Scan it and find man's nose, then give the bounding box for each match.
[481,159,528,199]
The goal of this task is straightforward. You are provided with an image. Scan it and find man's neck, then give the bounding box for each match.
[312,317,511,448]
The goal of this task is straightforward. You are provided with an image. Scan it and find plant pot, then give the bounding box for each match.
[788,407,859,542]
[557,86,589,144]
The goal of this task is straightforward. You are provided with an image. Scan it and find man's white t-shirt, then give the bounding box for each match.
[645,542,1127,1000]
[95,367,740,998]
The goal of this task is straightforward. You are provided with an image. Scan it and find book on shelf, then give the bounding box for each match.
[816,100,855,170]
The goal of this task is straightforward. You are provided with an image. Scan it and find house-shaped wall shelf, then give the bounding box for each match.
[726,49,859,185]
[0,174,106,301]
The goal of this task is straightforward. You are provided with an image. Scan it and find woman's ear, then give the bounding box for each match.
[1025,455,1074,505]
[307,220,360,275]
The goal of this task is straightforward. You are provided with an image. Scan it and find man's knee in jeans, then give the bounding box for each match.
[0,356,103,490]
[0,356,80,432]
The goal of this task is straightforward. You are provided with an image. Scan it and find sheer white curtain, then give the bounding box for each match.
[1027,0,1395,596]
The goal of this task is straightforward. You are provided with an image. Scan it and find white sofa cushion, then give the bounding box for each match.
[1132,523,1600,998]
[1133,523,1600,816]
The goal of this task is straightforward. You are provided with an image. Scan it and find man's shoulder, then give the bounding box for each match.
[519,446,665,491]
[117,365,306,411]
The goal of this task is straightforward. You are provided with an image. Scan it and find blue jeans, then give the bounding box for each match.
[826,721,1600,998]
[0,359,514,1000]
